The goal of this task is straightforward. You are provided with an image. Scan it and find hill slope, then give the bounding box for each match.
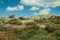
[0,15,60,40]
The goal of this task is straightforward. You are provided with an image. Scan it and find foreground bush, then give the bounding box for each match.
[39,35,57,40]
[0,27,7,31]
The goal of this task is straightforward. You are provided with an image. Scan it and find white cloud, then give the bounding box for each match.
[21,0,60,8]
[21,0,44,7]
[17,5,24,10]
[33,8,50,15]
[7,6,17,11]
[39,8,50,15]
[51,0,60,7]
[44,0,60,8]
[6,5,24,11]
[20,0,60,16]
[30,6,39,11]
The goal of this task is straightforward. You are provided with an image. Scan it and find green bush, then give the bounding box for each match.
[0,27,7,31]
[54,30,60,36]
[25,22,36,26]
[8,14,15,18]
[7,19,23,25]
[39,35,57,40]
[0,18,5,23]
[18,17,30,20]
[45,24,55,33]
[34,19,43,23]
[13,25,40,40]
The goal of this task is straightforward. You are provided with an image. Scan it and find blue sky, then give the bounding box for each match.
[0,0,60,17]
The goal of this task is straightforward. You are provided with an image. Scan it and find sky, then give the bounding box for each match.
[0,0,60,17]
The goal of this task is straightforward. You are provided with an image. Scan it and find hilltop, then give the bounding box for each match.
[0,15,60,40]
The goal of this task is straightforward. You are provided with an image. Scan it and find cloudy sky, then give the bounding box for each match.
[0,0,60,17]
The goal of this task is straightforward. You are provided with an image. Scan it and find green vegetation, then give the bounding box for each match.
[0,15,60,40]
[6,18,23,25]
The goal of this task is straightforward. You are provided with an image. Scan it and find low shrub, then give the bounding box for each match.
[25,22,36,26]
[7,19,23,25]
